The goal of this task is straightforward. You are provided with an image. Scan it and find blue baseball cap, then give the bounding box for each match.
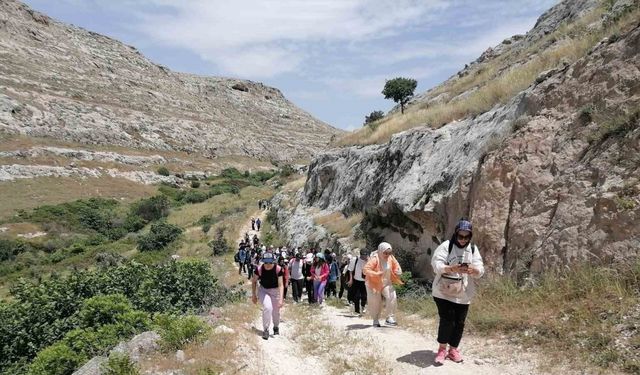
[262,252,275,264]
[455,219,473,233]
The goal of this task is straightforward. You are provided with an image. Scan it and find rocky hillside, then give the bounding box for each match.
[0,0,340,163]
[277,0,640,280]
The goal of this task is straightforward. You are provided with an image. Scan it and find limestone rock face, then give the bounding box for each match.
[0,0,341,162]
[300,21,640,279]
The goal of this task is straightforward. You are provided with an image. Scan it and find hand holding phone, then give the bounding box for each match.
[459,263,469,273]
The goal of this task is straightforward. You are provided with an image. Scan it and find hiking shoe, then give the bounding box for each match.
[373,320,381,327]
[273,326,279,335]
[434,347,447,365]
[447,348,463,363]
[385,317,397,326]
[262,329,269,340]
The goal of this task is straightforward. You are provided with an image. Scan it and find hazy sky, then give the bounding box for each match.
[23,0,558,130]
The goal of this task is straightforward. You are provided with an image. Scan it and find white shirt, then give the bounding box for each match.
[348,256,367,281]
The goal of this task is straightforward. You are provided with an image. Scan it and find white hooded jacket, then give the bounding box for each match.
[431,240,484,305]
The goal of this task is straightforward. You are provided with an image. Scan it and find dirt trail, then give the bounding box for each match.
[315,304,541,374]
[238,210,330,374]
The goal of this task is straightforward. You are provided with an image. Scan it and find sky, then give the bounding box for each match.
[22,0,558,130]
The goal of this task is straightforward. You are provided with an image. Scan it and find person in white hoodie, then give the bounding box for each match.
[431,218,484,365]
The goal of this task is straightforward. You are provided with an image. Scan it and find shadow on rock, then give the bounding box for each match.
[396,350,436,368]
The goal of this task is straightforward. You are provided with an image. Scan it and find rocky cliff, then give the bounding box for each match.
[288,0,640,280]
[0,0,340,163]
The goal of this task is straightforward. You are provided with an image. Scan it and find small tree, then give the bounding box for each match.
[364,110,384,125]
[382,77,417,114]
[210,227,230,256]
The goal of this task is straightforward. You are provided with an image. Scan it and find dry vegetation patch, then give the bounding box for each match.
[337,3,640,146]
[0,176,156,219]
[314,212,363,238]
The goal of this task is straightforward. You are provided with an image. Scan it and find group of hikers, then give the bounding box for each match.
[238,216,485,365]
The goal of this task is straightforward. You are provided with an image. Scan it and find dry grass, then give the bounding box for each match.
[0,176,156,219]
[337,4,640,146]
[314,212,363,238]
[167,186,272,229]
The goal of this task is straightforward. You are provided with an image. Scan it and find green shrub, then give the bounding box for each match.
[190,180,201,189]
[0,260,218,372]
[279,164,295,177]
[0,239,29,262]
[78,294,133,328]
[180,190,208,204]
[156,166,170,176]
[137,221,182,252]
[209,183,239,196]
[364,110,384,125]
[202,223,211,234]
[27,342,85,375]
[102,353,140,375]
[220,167,243,179]
[153,315,210,351]
[209,227,230,256]
[130,196,170,223]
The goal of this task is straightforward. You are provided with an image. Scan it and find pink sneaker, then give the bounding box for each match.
[434,347,447,365]
[447,348,463,363]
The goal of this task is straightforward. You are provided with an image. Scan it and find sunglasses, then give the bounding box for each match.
[457,234,471,241]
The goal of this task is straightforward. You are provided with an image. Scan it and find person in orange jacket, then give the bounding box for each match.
[363,242,403,327]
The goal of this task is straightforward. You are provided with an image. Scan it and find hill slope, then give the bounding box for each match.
[0,0,341,162]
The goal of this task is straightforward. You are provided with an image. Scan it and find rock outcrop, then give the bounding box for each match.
[297,9,640,279]
[0,0,341,163]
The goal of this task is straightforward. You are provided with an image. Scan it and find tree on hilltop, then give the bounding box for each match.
[382,77,417,114]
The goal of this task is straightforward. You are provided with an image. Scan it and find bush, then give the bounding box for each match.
[0,260,218,372]
[154,315,210,351]
[180,190,208,204]
[102,353,140,375]
[78,294,133,328]
[0,239,29,262]
[364,110,384,125]
[27,342,85,375]
[209,184,240,196]
[190,180,201,189]
[156,166,170,176]
[130,196,170,223]
[220,167,243,179]
[137,222,182,252]
[279,164,295,178]
[209,227,230,256]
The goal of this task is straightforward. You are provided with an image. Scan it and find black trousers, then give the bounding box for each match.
[433,297,470,348]
[339,279,348,299]
[305,279,315,303]
[247,263,254,280]
[326,281,337,297]
[291,279,304,302]
[352,280,367,313]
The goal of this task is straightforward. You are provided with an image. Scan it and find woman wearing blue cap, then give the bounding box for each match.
[431,218,484,365]
[251,252,285,340]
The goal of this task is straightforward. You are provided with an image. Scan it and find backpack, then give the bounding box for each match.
[234,251,240,263]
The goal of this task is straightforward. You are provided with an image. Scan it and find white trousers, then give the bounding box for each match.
[367,285,397,321]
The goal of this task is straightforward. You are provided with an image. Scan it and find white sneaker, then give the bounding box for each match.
[385,317,397,326]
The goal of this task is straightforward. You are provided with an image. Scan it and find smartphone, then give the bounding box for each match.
[459,263,469,271]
